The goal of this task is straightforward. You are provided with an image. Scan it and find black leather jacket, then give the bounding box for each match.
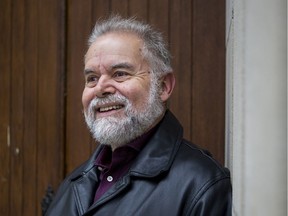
[46,111,232,216]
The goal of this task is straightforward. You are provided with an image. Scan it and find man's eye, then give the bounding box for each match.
[86,76,98,82]
[85,75,98,87]
[113,71,130,81]
[114,71,128,77]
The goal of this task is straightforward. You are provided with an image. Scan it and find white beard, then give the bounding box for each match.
[84,78,165,149]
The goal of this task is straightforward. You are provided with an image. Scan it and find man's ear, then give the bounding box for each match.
[160,73,175,102]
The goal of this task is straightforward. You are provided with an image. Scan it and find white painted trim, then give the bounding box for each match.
[226,0,287,215]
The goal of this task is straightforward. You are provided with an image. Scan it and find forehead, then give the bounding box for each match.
[85,32,144,64]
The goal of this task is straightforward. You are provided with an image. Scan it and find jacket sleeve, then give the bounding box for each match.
[186,177,232,216]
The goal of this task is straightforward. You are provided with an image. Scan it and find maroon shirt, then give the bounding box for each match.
[94,128,156,201]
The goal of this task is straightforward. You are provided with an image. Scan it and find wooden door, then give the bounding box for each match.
[0,1,225,215]
[0,0,65,215]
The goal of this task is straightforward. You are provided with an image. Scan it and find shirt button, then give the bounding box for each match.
[107,176,113,182]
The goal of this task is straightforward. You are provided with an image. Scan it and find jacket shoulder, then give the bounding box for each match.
[176,139,230,177]
[173,140,231,215]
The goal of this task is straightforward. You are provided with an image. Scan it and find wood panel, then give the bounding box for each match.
[148,0,169,34]
[128,0,148,20]
[22,1,38,214]
[169,0,193,140]
[10,0,25,214]
[0,0,11,215]
[92,0,110,22]
[0,0,65,215]
[66,0,94,174]
[111,0,129,16]
[192,0,226,164]
[37,0,65,214]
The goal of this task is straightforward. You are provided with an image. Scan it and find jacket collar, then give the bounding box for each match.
[68,146,103,182]
[129,110,183,178]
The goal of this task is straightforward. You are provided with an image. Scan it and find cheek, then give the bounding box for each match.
[82,88,94,110]
[124,86,150,107]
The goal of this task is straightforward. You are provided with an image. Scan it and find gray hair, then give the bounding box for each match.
[88,15,173,78]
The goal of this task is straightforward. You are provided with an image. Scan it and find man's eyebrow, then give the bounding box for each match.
[83,69,94,75]
[111,62,134,70]
[83,62,134,75]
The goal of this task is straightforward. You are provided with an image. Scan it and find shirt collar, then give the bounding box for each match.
[94,125,158,168]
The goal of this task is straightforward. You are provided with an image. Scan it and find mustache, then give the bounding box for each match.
[88,94,129,111]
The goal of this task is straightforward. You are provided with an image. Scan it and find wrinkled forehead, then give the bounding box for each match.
[84,32,145,63]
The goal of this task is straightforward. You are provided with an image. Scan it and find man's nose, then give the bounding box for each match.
[94,75,116,98]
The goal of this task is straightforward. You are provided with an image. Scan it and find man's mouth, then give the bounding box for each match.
[97,105,124,113]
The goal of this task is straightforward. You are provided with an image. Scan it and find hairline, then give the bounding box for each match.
[87,16,173,76]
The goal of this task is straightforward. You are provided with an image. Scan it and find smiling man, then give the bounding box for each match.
[82,32,170,150]
[46,16,232,216]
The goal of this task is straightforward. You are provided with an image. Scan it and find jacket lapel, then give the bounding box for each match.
[86,174,131,213]
[130,110,183,178]
[69,147,102,214]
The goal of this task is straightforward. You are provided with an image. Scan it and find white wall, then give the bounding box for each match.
[226,0,287,215]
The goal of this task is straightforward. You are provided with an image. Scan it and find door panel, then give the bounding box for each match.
[0,0,65,215]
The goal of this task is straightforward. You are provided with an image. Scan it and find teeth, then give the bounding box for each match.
[99,105,122,112]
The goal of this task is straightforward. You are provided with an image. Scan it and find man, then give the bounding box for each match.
[46,16,232,216]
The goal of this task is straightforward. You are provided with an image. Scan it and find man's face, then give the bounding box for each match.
[82,33,165,149]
